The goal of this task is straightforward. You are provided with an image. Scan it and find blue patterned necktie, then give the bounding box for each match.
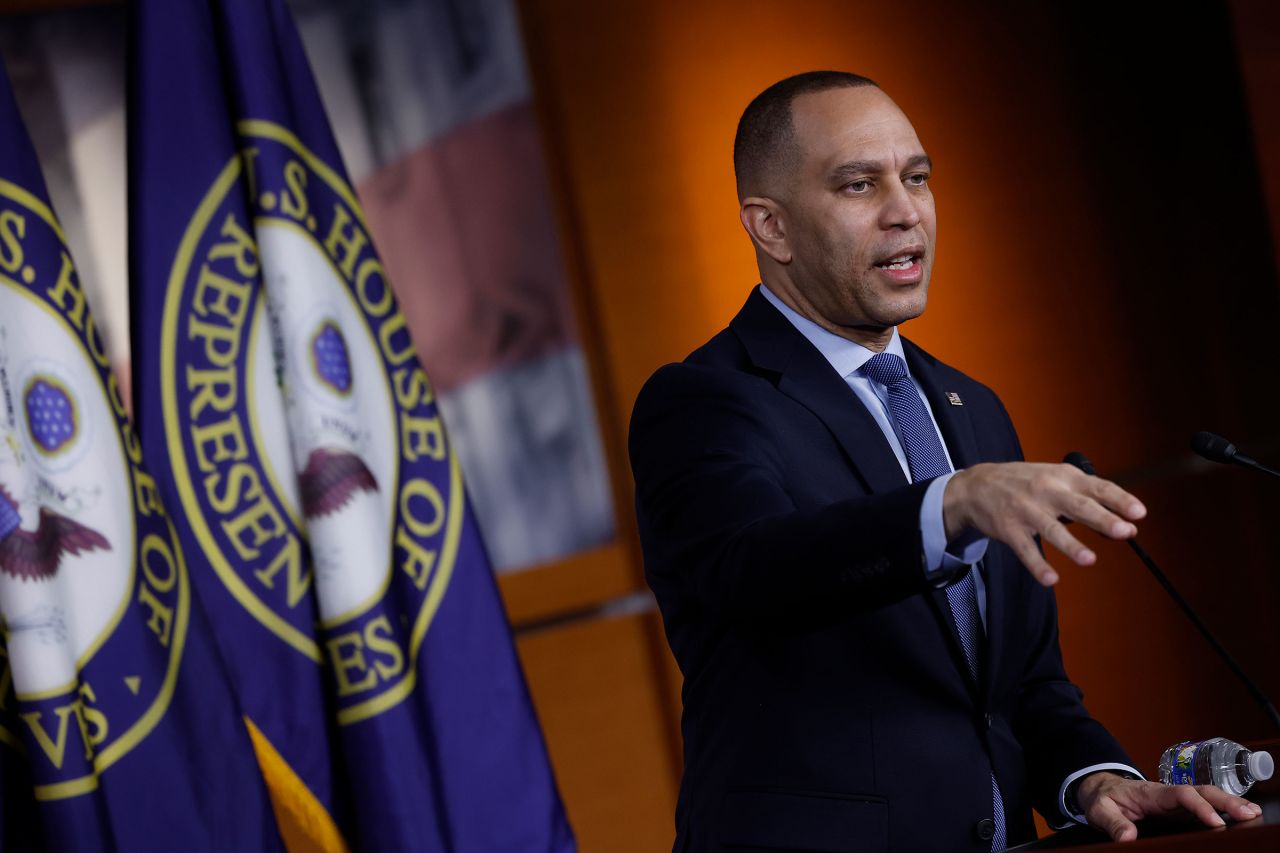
[862,351,1007,852]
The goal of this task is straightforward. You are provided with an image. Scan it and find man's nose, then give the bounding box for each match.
[879,181,923,230]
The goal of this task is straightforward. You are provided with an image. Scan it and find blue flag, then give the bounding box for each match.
[0,54,282,852]
[129,1,575,849]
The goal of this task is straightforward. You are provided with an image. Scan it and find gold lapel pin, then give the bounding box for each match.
[945,391,963,406]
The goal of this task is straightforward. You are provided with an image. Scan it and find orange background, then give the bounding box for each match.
[507,1,1280,849]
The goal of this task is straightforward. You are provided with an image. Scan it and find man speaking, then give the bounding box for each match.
[628,72,1261,851]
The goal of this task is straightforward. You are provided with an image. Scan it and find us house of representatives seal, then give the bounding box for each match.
[0,178,189,800]
[162,121,462,725]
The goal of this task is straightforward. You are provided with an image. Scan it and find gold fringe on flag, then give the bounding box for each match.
[244,717,349,853]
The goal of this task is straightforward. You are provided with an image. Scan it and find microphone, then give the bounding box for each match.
[1064,451,1280,734]
[1191,431,1280,480]
[1063,451,1096,476]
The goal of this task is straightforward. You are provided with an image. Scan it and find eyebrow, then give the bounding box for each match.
[830,153,933,181]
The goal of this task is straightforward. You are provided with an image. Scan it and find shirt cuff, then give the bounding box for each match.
[920,472,989,579]
[1053,763,1146,827]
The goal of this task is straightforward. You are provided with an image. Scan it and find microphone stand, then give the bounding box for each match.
[1065,451,1280,735]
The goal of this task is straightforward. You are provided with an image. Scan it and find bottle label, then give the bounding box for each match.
[1170,741,1199,786]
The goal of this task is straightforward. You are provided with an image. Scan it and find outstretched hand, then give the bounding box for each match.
[1076,772,1262,842]
[942,462,1146,586]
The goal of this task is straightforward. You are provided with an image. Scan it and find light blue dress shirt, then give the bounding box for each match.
[758,283,1142,822]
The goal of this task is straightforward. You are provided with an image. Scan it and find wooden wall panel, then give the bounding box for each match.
[516,611,681,853]
[500,542,639,627]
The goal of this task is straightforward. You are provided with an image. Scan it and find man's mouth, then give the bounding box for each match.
[874,254,918,271]
[871,246,926,282]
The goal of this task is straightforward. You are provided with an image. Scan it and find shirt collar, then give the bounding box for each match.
[757,283,905,378]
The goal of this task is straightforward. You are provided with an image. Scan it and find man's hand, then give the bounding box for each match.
[1076,772,1263,842]
[943,462,1146,586]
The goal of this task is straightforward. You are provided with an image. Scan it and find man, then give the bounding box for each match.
[628,71,1262,852]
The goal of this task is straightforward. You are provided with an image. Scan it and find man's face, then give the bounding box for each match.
[771,86,936,334]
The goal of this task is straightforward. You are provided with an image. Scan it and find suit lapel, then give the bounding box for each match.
[902,340,979,471]
[731,289,908,495]
[731,290,998,701]
[905,340,1004,702]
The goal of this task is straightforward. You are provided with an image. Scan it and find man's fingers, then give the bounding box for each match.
[1166,785,1226,828]
[1007,531,1059,586]
[1192,785,1264,822]
[1034,513,1095,566]
[1059,492,1138,541]
[1085,476,1147,522]
[949,462,1151,586]
[1089,796,1138,843]
[1081,776,1261,843]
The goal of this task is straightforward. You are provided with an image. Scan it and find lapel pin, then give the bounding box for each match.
[945,391,963,406]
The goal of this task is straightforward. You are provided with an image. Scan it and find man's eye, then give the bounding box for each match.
[844,180,870,193]
[905,173,930,186]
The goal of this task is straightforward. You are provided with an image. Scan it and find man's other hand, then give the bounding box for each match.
[943,462,1146,586]
[1076,772,1263,842]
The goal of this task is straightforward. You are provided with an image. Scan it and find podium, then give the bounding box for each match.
[1010,741,1280,851]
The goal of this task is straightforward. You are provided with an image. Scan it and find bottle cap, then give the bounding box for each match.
[1248,751,1274,782]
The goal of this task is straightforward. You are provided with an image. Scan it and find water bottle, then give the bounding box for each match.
[1158,737,1275,796]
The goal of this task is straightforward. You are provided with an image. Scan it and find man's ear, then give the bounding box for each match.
[739,197,792,264]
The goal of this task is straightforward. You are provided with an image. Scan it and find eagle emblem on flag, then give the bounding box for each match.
[298,448,378,519]
[0,484,110,581]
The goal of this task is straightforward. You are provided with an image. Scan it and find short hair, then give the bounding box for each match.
[733,71,879,199]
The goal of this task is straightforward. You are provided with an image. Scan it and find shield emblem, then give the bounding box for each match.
[311,321,352,395]
[24,375,77,456]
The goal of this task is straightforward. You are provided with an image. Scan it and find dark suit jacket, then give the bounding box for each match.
[629,289,1133,852]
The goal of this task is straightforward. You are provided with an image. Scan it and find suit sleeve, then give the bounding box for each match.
[629,362,937,629]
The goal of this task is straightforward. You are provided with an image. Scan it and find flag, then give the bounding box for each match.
[0,53,282,852]
[128,1,575,849]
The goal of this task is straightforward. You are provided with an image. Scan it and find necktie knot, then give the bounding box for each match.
[863,351,909,387]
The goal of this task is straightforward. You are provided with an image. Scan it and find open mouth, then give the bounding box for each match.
[874,254,918,271]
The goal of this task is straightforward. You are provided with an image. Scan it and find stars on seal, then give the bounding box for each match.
[25,376,77,455]
[311,321,352,396]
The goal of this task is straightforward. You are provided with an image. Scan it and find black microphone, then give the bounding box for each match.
[1063,451,1096,476]
[1064,451,1280,734]
[1191,431,1280,479]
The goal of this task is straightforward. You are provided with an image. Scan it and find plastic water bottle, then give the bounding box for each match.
[1158,737,1275,796]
